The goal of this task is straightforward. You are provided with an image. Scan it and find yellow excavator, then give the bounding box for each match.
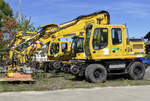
[0,10,146,83]
[39,10,145,83]
[0,31,37,81]
[0,22,80,81]
[51,11,146,83]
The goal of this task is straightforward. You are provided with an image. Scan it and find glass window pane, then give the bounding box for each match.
[76,38,84,53]
[61,43,68,52]
[50,43,59,55]
[93,28,108,50]
[112,28,122,45]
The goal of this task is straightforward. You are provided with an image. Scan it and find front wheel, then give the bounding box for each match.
[85,64,107,83]
[128,62,145,80]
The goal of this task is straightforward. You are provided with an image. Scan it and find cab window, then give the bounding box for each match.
[76,38,84,53]
[93,28,108,50]
[61,43,68,52]
[112,28,122,45]
[50,43,59,55]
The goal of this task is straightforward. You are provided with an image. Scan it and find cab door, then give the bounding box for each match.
[48,42,60,59]
[90,25,110,59]
[110,27,124,57]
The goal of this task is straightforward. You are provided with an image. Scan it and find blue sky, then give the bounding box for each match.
[5,0,150,38]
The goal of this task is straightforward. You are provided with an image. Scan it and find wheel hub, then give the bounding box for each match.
[134,67,142,75]
[94,70,102,79]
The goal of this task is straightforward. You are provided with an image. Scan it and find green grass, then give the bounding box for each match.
[0,72,150,92]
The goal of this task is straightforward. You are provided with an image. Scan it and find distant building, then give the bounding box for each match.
[144,31,150,54]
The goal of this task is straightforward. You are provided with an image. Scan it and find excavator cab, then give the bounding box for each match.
[88,24,145,59]
[71,24,145,60]
[71,36,85,60]
[48,41,71,60]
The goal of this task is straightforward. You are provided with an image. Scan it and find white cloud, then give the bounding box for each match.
[109,1,150,17]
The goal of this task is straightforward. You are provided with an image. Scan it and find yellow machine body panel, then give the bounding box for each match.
[127,41,145,56]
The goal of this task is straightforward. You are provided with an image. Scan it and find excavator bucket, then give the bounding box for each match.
[0,72,35,82]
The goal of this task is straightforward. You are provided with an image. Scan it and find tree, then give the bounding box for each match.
[0,30,3,45]
[3,19,17,42]
[1,15,38,50]
[0,1,38,62]
[16,15,39,33]
[0,0,13,47]
[0,0,13,28]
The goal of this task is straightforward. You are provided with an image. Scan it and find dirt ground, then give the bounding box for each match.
[0,66,150,92]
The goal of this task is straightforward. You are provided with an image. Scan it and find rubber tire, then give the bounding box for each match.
[85,64,107,83]
[53,61,61,70]
[128,62,145,80]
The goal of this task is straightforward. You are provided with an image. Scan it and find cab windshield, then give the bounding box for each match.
[71,37,84,57]
[50,43,59,55]
[76,38,84,53]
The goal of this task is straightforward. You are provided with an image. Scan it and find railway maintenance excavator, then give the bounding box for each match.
[41,10,146,83]
[0,10,146,83]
